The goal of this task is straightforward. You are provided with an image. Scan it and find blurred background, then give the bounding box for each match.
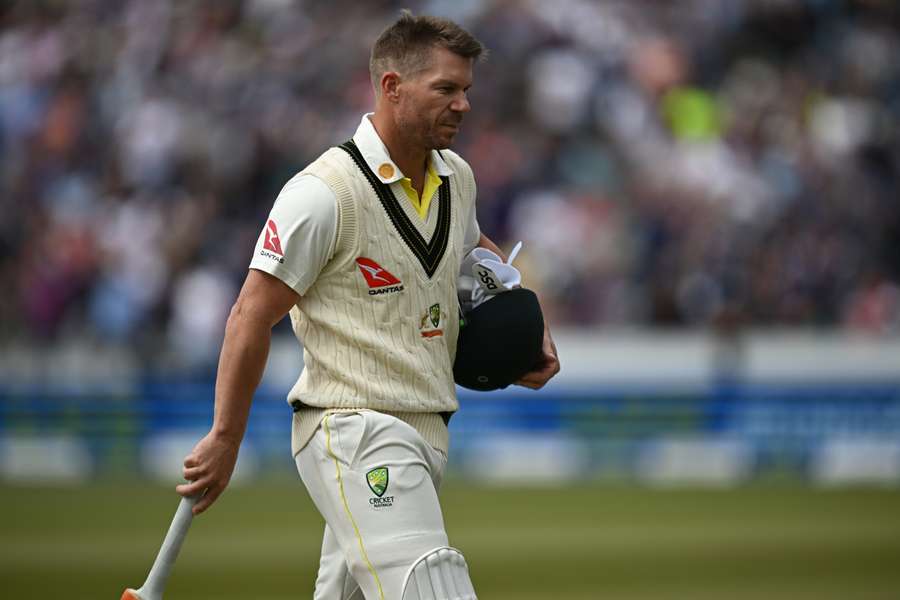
[1,0,899,598]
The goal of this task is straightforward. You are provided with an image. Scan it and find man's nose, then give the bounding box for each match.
[451,92,470,113]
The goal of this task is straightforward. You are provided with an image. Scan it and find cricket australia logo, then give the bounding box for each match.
[420,303,444,338]
[366,467,393,508]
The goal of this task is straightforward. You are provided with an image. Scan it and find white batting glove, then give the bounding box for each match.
[460,242,523,311]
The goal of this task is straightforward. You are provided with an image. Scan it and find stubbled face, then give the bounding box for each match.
[394,46,473,151]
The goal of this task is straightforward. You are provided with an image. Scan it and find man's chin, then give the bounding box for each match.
[431,133,456,150]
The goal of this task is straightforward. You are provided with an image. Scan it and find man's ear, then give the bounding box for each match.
[381,71,401,103]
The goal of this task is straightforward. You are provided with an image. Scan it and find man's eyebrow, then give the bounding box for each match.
[432,79,472,89]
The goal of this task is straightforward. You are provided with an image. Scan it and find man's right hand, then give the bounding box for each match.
[176,431,240,515]
[174,270,301,515]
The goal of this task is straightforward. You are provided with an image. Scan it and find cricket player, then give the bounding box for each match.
[177,11,559,599]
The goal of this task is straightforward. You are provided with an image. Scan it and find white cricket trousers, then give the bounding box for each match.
[296,410,451,600]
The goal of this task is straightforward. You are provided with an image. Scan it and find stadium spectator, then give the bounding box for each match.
[1,0,898,365]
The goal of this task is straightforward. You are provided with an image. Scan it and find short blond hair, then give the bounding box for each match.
[370,10,485,93]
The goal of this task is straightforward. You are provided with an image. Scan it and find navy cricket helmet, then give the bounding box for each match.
[453,288,545,391]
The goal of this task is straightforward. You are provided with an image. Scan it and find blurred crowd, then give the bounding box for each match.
[1,0,898,366]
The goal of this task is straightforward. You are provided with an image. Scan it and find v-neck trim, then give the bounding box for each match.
[339,139,451,279]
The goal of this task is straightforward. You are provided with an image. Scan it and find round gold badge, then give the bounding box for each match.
[378,163,395,179]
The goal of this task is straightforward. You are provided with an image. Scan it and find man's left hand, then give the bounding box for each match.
[515,325,560,389]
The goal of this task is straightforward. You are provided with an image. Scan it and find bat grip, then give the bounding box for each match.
[140,495,198,599]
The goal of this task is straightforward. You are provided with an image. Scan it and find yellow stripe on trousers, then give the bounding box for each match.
[323,415,385,600]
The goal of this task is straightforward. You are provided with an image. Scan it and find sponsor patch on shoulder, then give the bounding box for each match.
[259,219,285,263]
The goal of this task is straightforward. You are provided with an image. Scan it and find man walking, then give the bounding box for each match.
[177,11,559,599]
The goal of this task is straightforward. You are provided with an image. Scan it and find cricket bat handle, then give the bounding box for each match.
[122,495,198,600]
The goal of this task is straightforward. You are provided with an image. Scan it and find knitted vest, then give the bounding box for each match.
[288,141,476,455]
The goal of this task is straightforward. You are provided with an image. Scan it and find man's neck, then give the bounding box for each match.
[369,112,428,184]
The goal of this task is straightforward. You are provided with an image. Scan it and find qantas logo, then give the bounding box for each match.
[356,258,404,295]
[258,220,285,263]
[263,220,284,255]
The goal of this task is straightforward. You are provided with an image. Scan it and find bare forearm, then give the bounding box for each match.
[210,304,272,443]
[477,232,506,261]
[178,270,298,512]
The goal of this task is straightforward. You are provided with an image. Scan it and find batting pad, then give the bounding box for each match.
[402,547,477,600]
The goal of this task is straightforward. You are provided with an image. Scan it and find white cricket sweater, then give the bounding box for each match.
[287,139,477,456]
